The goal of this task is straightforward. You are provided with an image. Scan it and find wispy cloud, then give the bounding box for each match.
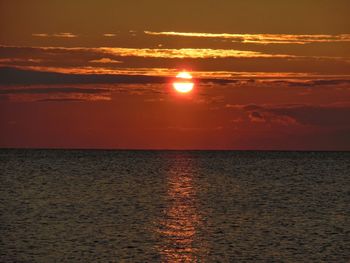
[226,103,350,126]
[32,32,78,38]
[145,31,350,45]
[3,45,347,63]
[0,87,109,95]
[99,47,295,59]
[32,33,50,37]
[89,58,123,64]
[0,85,112,102]
[0,67,168,85]
[52,33,77,38]
[1,45,298,61]
[11,45,295,59]
[1,45,349,80]
[103,33,117,37]
[266,79,350,87]
[0,58,43,63]
[2,67,350,88]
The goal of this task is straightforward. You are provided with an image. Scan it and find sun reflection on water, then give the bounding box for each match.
[156,156,206,262]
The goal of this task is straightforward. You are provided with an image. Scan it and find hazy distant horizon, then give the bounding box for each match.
[1,147,350,152]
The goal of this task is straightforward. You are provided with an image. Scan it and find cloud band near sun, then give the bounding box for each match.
[144,31,350,45]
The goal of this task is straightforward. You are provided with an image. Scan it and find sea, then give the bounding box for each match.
[0,149,349,262]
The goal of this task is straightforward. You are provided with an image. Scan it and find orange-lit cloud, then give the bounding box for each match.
[11,45,295,59]
[89,58,123,64]
[4,65,350,83]
[2,66,350,88]
[52,33,77,38]
[144,31,350,45]
[99,47,294,59]
[32,33,78,38]
[3,45,348,65]
[103,33,117,37]
[0,58,43,63]
[32,33,50,37]
[1,45,349,79]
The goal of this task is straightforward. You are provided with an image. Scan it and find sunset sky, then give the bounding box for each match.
[1,0,350,150]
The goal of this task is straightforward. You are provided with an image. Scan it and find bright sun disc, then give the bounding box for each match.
[173,82,194,93]
[173,71,194,93]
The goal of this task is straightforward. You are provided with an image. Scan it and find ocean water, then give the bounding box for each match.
[0,149,349,262]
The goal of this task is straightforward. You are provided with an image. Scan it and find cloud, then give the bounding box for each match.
[228,103,350,127]
[2,66,350,92]
[0,67,168,85]
[0,87,109,95]
[1,45,296,60]
[98,47,295,59]
[0,67,244,86]
[89,58,123,64]
[1,46,349,80]
[36,98,87,102]
[145,31,350,45]
[0,84,112,102]
[221,78,350,89]
[32,33,50,37]
[248,111,265,122]
[0,58,42,63]
[266,104,350,126]
[32,33,77,38]
[271,79,350,87]
[52,33,77,38]
[103,33,117,37]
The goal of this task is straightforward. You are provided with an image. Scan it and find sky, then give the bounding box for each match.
[0,0,350,150]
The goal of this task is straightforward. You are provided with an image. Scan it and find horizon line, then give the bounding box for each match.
[1,147,349,153]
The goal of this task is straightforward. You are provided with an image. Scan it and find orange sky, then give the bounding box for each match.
[0,0,350,150]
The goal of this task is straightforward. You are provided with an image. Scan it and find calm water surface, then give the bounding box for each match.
[0,150,349,262]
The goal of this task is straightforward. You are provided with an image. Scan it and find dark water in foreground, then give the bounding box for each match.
[0,150,349,262]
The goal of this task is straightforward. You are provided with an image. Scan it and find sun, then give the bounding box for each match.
[173,82,194,93]
[173,71,194,93]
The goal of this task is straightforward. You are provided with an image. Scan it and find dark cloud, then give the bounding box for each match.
[0,67,241,86]
[0,67,168,85]
[0,86,109,94]
[269,79,350,87]
[36,98,87,102]
[201,78,239,85]
[249,111,265,122]
[237,103,350,126]
[243,104,262,111]
[267,104,350,126]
